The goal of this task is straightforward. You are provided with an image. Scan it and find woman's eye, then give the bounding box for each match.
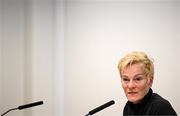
[134,77,143,81]
[122,78,129,82]
[135,78,141,81]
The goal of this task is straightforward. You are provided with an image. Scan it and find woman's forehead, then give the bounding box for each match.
[122,63,145,75]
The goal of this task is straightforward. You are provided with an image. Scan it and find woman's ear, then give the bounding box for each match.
[148,77,153,87]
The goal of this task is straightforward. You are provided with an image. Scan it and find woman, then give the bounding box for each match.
[118,51,177,115]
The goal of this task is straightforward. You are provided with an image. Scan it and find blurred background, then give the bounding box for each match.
[0,0,179,115]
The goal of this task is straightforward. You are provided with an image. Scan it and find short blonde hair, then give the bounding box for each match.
[118,51,154,79]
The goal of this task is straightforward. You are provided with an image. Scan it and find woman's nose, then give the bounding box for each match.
[127,80,136,88]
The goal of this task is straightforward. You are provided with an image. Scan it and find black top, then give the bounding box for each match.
[123,88,177,115]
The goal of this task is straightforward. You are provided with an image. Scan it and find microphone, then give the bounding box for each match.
[85,100,115,116]
[18,101,43,110]
[1,101,43,116]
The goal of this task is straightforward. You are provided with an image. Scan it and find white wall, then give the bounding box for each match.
[29,0,54,115]
[27,0,65,115]
[0,0,179,116]
[0,0,2,113]
[54,0,65,115]
[65,0,180,115]
[0,0,25,115]
[23,0,65,115]
[0,0,65,115]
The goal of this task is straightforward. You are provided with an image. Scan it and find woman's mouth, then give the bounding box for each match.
[128,92,138,95]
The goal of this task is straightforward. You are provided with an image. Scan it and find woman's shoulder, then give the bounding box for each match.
[149,93,177,115]
[151,93,170,104]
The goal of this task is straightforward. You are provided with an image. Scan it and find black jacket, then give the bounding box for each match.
[123,88,177,115]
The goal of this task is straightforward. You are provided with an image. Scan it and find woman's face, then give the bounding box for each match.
[121,63,153,104]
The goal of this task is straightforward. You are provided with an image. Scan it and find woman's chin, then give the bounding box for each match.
[128,97,140,104]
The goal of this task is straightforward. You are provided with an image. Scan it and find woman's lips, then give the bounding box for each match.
[128,92,138,95]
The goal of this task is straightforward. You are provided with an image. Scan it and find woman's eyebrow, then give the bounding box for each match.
[134,73,144,77]
[121,75,128,78]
